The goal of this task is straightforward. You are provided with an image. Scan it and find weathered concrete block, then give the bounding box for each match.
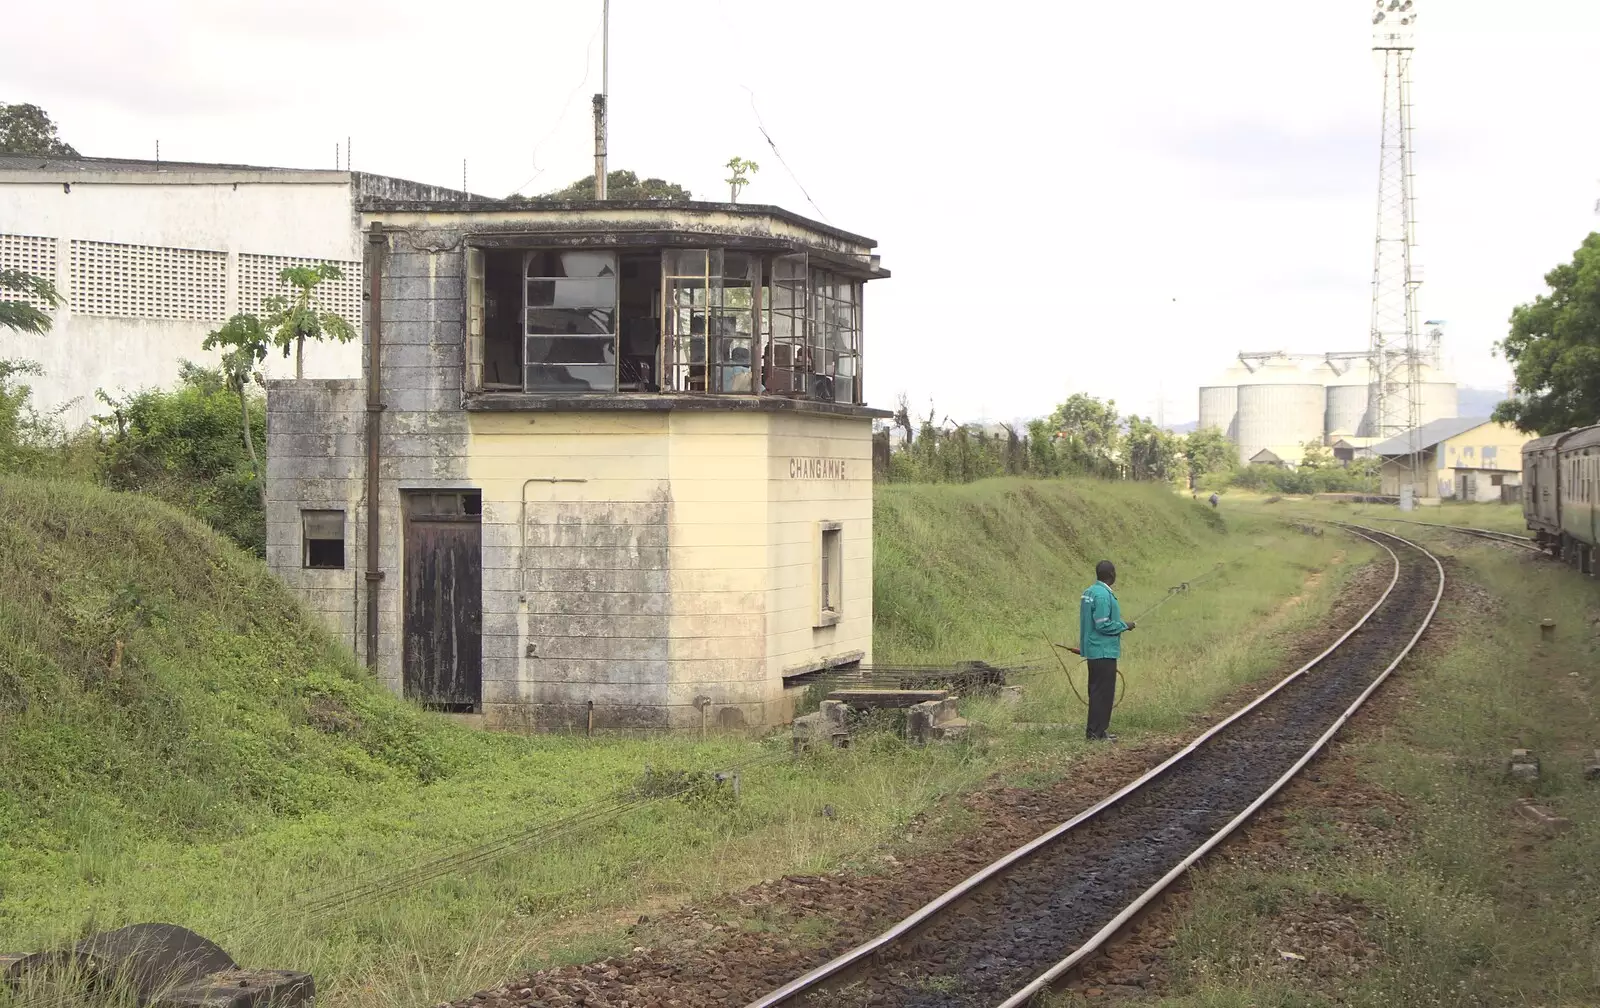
[998,685,1024,707]
[907,696,961,744]
[792,699,850,751]
[1508,749,1540,782]
[1584,750,1600,782]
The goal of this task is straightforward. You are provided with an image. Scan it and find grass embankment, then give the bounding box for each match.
[1118,498,1600,1007]
[1,478,1357,1007]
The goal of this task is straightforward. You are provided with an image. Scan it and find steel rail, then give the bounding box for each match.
[1356,515,1539,549]
[744,524,1421,1008]
[996,524,1444,1006]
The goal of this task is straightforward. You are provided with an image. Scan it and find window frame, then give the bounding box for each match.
[816,521,844,627]
[302,509,347,570]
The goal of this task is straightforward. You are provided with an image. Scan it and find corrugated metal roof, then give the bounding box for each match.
[1369,416,1491,456]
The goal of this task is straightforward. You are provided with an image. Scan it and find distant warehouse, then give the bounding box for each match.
[0,154,469,427]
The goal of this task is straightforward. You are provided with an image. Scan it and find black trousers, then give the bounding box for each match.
[1086,658,1118,739]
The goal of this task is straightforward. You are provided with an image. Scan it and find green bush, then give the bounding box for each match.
[93,364,266,555]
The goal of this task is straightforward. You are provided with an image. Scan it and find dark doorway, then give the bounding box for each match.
[403,490,483,712]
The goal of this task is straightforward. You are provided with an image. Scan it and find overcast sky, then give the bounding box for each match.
[6,0,1599,424]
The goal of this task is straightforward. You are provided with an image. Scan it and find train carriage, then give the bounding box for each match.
[1523,422,1600,574]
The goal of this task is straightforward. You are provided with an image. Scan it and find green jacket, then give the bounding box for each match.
[1079,580,1129,660]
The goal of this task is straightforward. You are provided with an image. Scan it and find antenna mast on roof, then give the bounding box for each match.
[593,0,610,200]
[1368,0,1425,505]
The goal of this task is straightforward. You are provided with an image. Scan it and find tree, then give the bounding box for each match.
[263,265,355,379]
[0,269,64,335]
[1493,232,1600,434]
[725,156,759,202]
[1046,393,1121,477]
[535,170,692,201]
[1299,439,1335,469]
[201,314,271,513]
[1183,426,1234,485]
[0,102,78,156]
[1124,415,1182,482]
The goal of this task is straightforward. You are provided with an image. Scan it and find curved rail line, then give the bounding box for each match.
[746,524,1445,1008]
[1354,515,1539,552]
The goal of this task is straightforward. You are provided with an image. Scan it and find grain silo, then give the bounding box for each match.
[1363,362,1461,434]
[1324,360,1371,438]
[1197,367,1246,439]
[1418,364,1458,424]
[1234,357,1327,465]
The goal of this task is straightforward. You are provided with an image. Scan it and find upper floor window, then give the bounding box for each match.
[469,246,864,404]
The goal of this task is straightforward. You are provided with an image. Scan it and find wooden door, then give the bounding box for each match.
[403,491,483,712]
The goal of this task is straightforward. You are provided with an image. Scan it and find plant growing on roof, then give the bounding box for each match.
[263,264,356,379]
[725,157,759,202]
[202,313,271,513]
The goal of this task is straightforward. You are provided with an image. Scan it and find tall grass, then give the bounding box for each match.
[0,477,1361,1007]
[1136,500,1600,1007]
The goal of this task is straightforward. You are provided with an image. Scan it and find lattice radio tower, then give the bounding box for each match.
[1368,0,1423,475]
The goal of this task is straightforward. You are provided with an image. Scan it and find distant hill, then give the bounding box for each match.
[1457,386,1508,419]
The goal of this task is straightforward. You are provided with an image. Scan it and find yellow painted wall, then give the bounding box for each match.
[1439,421,1529,474]
[465,407,874,730]
[764,412,875,705]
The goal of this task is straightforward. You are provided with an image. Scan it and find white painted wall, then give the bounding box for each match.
[0,171,364,428]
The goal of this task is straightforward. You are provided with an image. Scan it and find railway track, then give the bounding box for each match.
[1355,515,1542,553]
[747,524,1444,1008]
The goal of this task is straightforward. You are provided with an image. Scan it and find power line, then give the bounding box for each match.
[509,15,605,197]
[742,86,830,223]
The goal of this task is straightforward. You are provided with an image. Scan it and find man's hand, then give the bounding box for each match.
[1125,621,1137,631]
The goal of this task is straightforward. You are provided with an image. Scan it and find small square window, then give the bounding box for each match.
[303,509,346,569]
[817,522,843,627]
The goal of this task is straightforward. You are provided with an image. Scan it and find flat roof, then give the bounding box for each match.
[360,197,878,251]
[0,154,476,200]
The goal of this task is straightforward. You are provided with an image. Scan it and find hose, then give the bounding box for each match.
[1044,559,1233,711]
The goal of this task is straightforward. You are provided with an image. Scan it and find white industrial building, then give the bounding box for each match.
[1198,350,1458,466]
[0,154,468,427]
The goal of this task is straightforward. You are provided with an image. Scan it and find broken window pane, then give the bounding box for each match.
[524,250,618,392]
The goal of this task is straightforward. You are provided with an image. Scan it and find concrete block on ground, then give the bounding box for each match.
[998,685,1024,707]
[1584,750,1600,782]
[1507,749,1540,781]
[826,688,948,709]
[792,699,849,751]
[907,696,963,745]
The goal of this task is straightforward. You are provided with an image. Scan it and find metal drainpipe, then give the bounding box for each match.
[364,224,387,669]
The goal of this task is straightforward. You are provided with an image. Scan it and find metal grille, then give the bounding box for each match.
[238,253,362,324]
[0,233,59,310]
[68,239,226,320]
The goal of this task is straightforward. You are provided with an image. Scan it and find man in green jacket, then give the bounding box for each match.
[1078,559,1134,740]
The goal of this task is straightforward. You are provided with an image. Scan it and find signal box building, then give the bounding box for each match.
[265,198,889,731]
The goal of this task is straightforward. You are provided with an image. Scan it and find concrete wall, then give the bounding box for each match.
[265,218,879,732]
[463,408,873,732]
[0,175,364,426]
[264,234,470,694]
[264,379,367,653]
[1439,422,1527,479]
[764,412,874,688]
